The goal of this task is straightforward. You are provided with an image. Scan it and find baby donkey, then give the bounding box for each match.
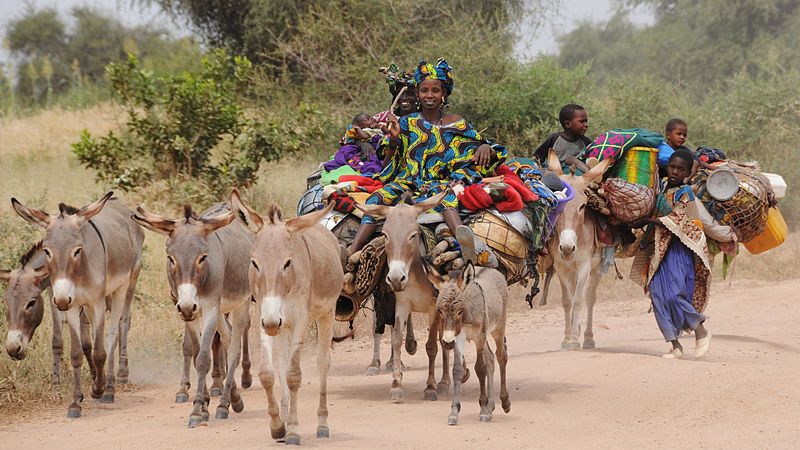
[426,262,511,425]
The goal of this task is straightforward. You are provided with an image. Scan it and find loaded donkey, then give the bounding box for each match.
[11,192,143,418]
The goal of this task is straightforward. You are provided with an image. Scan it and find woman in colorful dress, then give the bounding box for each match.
[347,58,507,255]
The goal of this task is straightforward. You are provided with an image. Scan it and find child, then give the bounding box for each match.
[657,118,692,175]
[533,104,592,169]
[636,149,713,359]
[324,112,385,177]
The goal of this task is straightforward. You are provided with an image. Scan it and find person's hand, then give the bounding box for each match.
[353,125,369,141]
[386,112,400,139]
[473,144,492,166]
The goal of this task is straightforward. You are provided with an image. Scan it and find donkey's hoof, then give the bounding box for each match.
[423,387,438,401]
[405,339,418,355]
[561,341,580,351]
[188,415,204,428]
[389,387,404,402]
[502,400,511,413]
[175,393,189,403]
[436,382,450,396]
[67,407,81,419]
[201,410,210,422]
[285,433,301,446]
[215,407,229,420]
[117,376,128,385]
[90,388,103,399]
[271,423,287,440]
[99,392,115,404]
[479,414,492,423]
[316,426,330,438]
[583,339,596,350]
[210,386,223,397]
[232,397,245,413]
[366,365,380,376]
[447,415,459,426]
[241,373,253,389]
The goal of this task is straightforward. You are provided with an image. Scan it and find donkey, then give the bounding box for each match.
[545,150,611,350]
[11,193,143,418]
[355,191,452,402]
[426,262,510,425]
[231,189,343,446]
[1,242,97,384]
[132,203,252,427]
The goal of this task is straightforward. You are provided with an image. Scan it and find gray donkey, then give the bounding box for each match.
[426,262,511,425]
[11,193,144,418]
[132,203,252,428]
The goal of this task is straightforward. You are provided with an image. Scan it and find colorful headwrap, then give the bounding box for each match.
[414,58,454,97]
[379,63,414,97]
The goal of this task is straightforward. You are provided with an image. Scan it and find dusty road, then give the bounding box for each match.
[2,278,799,449]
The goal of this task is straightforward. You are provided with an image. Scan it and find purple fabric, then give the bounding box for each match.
[322,138,383,176]
[649,239,705,341]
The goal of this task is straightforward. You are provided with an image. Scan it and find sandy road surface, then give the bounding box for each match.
[2,279,799,449]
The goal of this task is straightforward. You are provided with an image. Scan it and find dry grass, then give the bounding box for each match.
[1,105,798,421]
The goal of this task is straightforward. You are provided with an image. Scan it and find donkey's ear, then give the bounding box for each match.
[11,198,51,228]
[201,210,235,235]
[414,189,449,215]
[547,149,563,176]
[286,201,334,234]
[0,269,11,283]
[131,207,176,236]
[354,202,391,218]
[458,261,477,290]
[230,188,263,234]
[31,264,49,288]
[77,191,114,222]
[422,260,447,290]
[581,157,611,182]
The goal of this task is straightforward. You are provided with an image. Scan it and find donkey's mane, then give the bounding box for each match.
[183,204,195,223]
[266,204,282,225]
[400,191,415,206]
[19,241,43,267]
[58,203,80,215]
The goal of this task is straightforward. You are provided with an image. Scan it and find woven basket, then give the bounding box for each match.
[468,211,528,260]
[602,178,656,223]
[609,146,658,189]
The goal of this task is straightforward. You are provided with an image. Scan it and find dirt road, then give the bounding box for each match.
[2,278,799,449]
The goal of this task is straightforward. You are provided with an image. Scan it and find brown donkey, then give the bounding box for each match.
[230,189,343,446]
[355,190,452,402]
[426,262,510,425]
[132,203,252,427]
[11,193,143,417]
[2,242,98,384]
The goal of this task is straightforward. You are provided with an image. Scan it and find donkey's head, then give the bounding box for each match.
[11,192,113,311]
[1,242,49,360]
[132,204,234,322]
[547,150,610,261]
[231,188,333,337]
[356,190,448,292]
[425,262,477,346]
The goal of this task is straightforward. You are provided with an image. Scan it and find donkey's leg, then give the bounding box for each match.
[583,268,602,350]
[448,332,466,426]
[483,339,497,417]
[389,301,410,402]
[79,307,96,381]
[285,325,306,446]
[176,324,192,403]
[216,306,246,420]
[65,308,84,418]
[315,315,334,438]
[437,321,452,396]
[569,265,592,349]
[493,331,511,413]
[474,335,490,422]
[98,287,126,403]
[50,305,64,385]
[259,329,285,441]
[240,312,253,389]
[88,302,107,399]
[367,300,381,375]
[423,312,440,401]
[188,309,217,428]
[405,313,417,355]
[117,265,139,384]
[559,275,579,349]
[210,332,224,397]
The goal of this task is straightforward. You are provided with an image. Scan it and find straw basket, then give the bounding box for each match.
[468,211,528,260]
[602,178,656,224]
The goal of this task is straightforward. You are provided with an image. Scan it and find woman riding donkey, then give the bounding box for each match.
[346,58,507,261]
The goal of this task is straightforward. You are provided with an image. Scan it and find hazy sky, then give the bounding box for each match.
[0,0,654,61]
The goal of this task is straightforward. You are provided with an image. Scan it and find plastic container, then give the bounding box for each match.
[546,181,574,238]
[762,172,787,199]
[609,146,658,189]
[744,207,787,255]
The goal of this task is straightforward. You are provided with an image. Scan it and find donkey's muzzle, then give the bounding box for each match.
[262,318,282,336]
[53,297,73,312]
[176,303,198,322]
[386,273,408,292]
[5,332,28,360]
